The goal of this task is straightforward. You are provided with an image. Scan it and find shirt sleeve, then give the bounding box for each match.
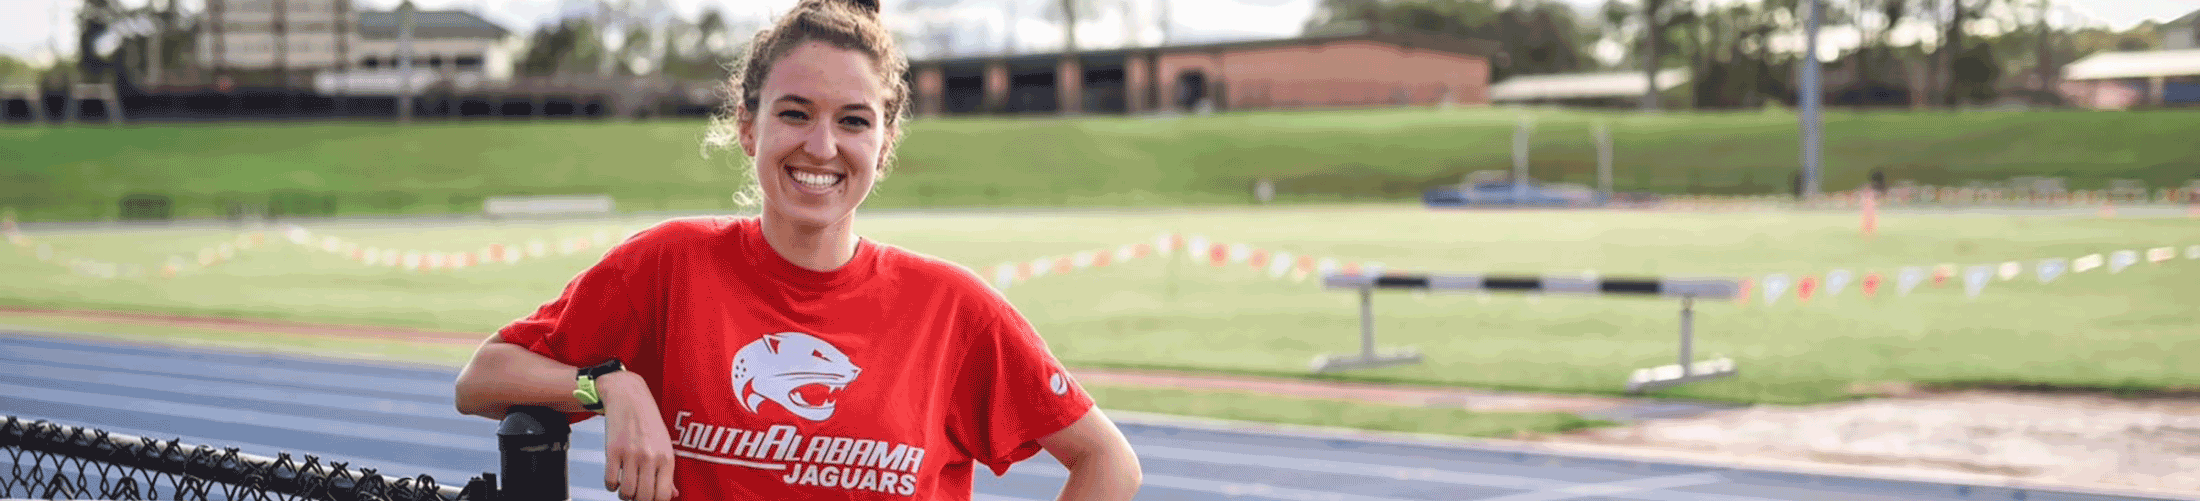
[948,292,1096,476]
[496,231,663,423]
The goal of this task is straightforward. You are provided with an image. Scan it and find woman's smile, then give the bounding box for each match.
[787,166,846,194]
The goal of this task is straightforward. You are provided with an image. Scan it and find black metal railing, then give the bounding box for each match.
[4,406,575,501]
[1,416,488,501]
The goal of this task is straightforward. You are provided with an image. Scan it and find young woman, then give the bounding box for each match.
[451,0,1143,499]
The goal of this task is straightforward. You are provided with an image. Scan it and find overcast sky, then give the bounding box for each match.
[2,0,2193,63]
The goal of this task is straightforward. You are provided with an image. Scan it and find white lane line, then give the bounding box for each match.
[1472,473,1726,501]
[0,346,447,398]
[15,364,463,419]
[1133,443,1575,491]
[0,337,456,382]
[1012,461,1425,501]
[0,381,610,463]
[1612,488,1798,501]
[1124,431,1625,485]
[5,363,600,436]
[973,494,1044,501]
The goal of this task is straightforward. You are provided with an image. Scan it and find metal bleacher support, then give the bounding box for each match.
[1320,272,1742,394]
[2,84,43,124]
[70,83,124,124]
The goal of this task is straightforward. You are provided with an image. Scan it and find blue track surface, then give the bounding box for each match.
[1,333,2181,501]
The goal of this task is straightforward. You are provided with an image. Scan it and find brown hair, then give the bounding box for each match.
[706,0,910,207]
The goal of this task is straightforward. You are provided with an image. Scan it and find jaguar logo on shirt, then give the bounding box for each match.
[731,332,861,421]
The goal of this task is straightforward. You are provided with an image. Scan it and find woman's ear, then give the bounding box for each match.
[736,105,759,157]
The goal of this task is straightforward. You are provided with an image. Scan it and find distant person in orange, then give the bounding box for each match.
[451,0,1143,499]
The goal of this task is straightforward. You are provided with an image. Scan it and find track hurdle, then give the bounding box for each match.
[1320,272,1742,394]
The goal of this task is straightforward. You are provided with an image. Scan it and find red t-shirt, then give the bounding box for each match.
[498,216,1095,500]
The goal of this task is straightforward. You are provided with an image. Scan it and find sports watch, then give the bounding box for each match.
[573,358,624,413]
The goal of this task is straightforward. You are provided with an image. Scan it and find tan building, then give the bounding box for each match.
[908,23,1497,115]
[200,0,358,73]
[201,0,514,89]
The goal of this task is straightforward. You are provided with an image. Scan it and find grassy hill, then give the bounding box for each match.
[3,107,2195,221]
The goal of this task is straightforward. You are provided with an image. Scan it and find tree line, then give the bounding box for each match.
[6,0,2175,110]
[1302,0,2172,109]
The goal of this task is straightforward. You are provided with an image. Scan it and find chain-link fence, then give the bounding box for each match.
[4,408,570,501]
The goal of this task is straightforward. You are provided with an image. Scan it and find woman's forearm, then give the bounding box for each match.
[453,335,590,419]
[1053,447,1142,501]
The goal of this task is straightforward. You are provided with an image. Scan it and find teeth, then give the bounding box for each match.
[791,170,842,187]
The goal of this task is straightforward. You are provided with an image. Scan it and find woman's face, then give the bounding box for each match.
[738,41,896,231]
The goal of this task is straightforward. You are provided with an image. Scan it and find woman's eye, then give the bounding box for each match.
[839,116,871,128]
[778,110,809,121]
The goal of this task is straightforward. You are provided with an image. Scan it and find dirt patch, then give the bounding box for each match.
[1551,389,2200,494]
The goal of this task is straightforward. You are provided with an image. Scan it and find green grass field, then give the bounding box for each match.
[7,207,2197,406]
[6,108,2197,221]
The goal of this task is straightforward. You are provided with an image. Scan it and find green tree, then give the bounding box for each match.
[1921,0,2010,106]
[1302,0,1593,80]
[1949,40,2000,103]
[517,20,605,76]
[0,54,38,85]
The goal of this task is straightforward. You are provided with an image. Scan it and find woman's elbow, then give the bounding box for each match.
[452,377,494,417]
[1115,447,1144,490]
[452,343,513,418]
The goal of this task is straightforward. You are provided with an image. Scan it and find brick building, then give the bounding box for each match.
[907,23,1499,116]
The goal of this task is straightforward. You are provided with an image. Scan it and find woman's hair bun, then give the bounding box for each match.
[837,0,880,15]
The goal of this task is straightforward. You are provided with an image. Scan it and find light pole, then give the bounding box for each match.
[1596,120,1613,204]
[1513,115,1534,203]
[1799,0,1824,199]
[398,1,414,123]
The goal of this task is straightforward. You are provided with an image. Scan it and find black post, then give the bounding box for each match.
[498,406,571,501]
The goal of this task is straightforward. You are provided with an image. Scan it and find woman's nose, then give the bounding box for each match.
[802,123,836,160]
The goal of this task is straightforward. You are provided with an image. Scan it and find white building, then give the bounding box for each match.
[350,9,516,80]
[2055,9,2200,109]
[199,0,516,92]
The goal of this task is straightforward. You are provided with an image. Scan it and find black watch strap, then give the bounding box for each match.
[579,358,624,379]
[574,359,623,413]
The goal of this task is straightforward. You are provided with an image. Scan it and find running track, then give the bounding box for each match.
[0,333,2178,501]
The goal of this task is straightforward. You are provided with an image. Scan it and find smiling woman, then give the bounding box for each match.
[451,1,1141,500]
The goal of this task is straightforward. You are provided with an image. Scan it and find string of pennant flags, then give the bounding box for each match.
[3,217,275,280]
[275,225,640,272]
[988,232,2200,306]
[10,213,2199,306]
[0,214,643,279]
[1667,189,2200,214]
[984,233,1390,291]
[1734,245,2200,306]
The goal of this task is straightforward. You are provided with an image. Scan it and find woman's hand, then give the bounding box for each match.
[598,371,681,501]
